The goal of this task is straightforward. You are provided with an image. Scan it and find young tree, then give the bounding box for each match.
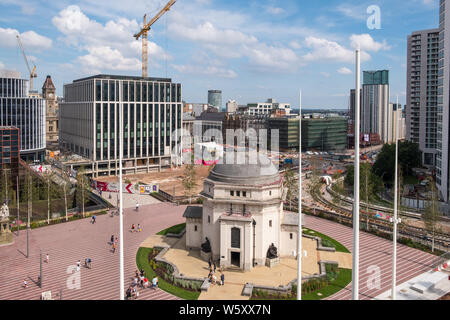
[283,165,298,210]
[76,167,91,217]
[61,171,71,222]
[182,163,197,204]
[423,179,442,252]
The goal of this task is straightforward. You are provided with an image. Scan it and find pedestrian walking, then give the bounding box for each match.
[135,270,140,278]
[131,224,135,233]
[220,273,225,286]
[213,262,216,273]
[208,259,212,270]
[23,279,28,288]
[91,215,96,224]
[75,265,80,273]
[77,260,81,268]
[110,235,114,244]
[45,253,49,263]
[136,202,139,212]
[112,242,117,254]
[137,224,142,232]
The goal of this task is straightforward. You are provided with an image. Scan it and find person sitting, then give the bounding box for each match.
[143,278,149,289]
[85,258,92,269]
[211,274,217,285]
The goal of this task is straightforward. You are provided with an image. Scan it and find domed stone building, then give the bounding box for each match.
[183,152,300,271]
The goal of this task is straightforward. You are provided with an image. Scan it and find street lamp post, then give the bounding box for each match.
[39,248,42,288]
[119,81,125,300]
[17,175,19,236]
[391,95,401,300]
[297,90,302,300]
[352,49,361,300]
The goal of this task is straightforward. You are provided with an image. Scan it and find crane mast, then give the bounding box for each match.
[16,35,37,92]
[134,0,177,78]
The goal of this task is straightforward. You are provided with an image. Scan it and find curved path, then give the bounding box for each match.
[0,202,186,300]
[302,214,440,300]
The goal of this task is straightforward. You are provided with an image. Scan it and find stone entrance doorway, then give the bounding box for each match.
[231,252,240,267]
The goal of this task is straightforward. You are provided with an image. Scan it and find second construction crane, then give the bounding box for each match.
[134,0,177,78]
[16,34,37,92]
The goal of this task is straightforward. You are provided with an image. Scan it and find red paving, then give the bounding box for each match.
[0,202,186,300]
[0,204,440,300]
[303,215,441,300]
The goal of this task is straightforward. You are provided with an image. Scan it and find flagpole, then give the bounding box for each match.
[297,90,302,300]
[352,49,361,300]
[391,95,400,300]
[119,81,125,300]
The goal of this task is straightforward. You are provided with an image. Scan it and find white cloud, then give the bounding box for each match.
[169,21,257,47]
[0,27,52,50]
[266,6,285,15]
[52,5,170,73]
[172,64,237,78]
[337,67,352,75]
[289,40,302,49]
[303,36,370,63]
[78,46,141,74]
[244,43,298,71]
[336,4,367,21]
[349,34,391,52]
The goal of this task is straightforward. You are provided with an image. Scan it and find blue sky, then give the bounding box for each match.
[0,0,441,109]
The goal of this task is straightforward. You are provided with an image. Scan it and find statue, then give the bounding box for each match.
[0,203,9,220]
[266,243,278,259]
[201,237,211,253]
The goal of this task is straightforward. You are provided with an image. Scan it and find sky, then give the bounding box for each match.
[0,0,441,109]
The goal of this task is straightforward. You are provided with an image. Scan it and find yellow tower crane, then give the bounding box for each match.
[16,34,37,92]
[134,0,177,78]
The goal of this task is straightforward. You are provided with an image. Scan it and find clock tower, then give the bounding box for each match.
[42,75,59,150]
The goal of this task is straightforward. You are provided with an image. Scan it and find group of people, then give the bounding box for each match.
[208,259,225,286]
[130,224,142,233]
[126,269,158,299]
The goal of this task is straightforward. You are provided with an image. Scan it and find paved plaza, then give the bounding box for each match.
[142,232,352,300]
[0,202,186,300]
[0,203,441,300]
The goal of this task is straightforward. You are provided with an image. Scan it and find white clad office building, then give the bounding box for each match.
[60,75,182,177]
[0,70,46,162]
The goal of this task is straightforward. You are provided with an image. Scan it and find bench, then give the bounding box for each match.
[242,283,253,296]
[200,278,211,292]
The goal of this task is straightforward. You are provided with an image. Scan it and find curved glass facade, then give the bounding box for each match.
[0,75,46,161]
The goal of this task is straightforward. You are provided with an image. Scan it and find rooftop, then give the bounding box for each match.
[72,74,173,84]
[208,151,280,185]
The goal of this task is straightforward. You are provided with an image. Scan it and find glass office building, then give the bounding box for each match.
[60,75,182,177]
[0,71,46,162]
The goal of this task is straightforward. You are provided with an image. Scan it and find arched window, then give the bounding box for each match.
[231,227,240,248]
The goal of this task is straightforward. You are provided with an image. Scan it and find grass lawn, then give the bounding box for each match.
[252,268,352,300]
[157,223,186,236]
[136,247,200,300]
[303,228,350,253]
[301,268,352,300]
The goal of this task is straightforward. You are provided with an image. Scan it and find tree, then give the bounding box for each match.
[0,169,15,206]
[182,163,198,204]
[373,141,422,183]
[76,167,91,217]
[61,171,71,222]
[283,165,298,210]
[423,179,442,253]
